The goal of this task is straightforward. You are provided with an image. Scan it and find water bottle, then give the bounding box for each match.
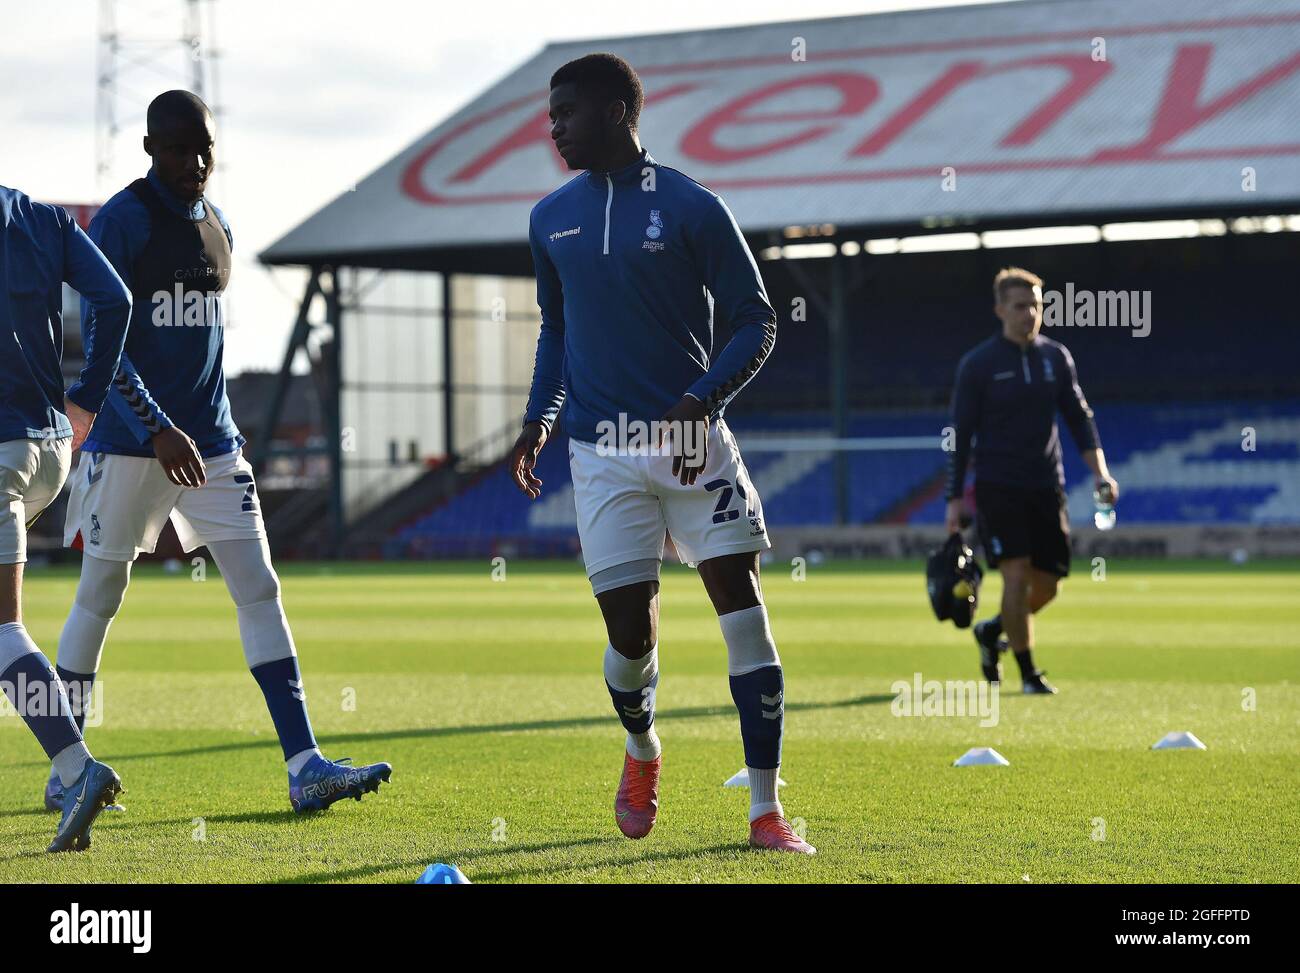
[1093,482,1116,531]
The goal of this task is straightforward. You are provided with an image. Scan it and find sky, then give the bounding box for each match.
[2,0,1021,374]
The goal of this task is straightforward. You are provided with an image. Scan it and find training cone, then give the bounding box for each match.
[1151,731,1207,751]
[416,863,472,884]
[953,747,1010,767]
[723,767,787,788]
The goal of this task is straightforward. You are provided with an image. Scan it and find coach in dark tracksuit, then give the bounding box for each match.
[944,268,1119,695]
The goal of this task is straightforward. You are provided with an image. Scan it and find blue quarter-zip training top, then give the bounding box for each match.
[0,185,132,443]
[523,150,777,444]
[80,167,243,458]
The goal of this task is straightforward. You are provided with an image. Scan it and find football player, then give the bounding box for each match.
[50,90,391,813]
[945,268,1119,693]
[511,54,812,854]
[1,182,131,850]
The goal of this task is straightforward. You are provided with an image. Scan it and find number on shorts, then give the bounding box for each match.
[705,478,739,524]
[233,472,256,512]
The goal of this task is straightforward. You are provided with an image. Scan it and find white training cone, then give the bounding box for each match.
[723,767,787,788]
[953,747,1010,767]
[1152,731,1207,750]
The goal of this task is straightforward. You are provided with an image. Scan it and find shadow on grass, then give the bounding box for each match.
[13,694,895,767]
[272,836,752,884]
[467,842,747,883]
[275,836,616,884]
[0,807,51,819]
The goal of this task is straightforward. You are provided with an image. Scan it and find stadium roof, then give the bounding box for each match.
[261,0,1300,271]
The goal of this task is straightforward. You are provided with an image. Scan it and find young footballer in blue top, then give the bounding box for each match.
[51,90,391,815]
[511,54,813,854]
[1,182,132,851]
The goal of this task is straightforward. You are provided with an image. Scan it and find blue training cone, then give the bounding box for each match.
[416,863,471,884]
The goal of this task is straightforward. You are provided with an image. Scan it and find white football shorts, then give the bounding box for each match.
[64,448,265,561]
[0,437,72,565]
[568,418,770,581]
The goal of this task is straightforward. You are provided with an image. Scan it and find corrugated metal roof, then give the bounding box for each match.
[261,0,1300,265]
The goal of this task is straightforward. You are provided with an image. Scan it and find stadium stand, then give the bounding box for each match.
[385,399,1300,558]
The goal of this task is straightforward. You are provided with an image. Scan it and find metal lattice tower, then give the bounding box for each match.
[95,0,223,193]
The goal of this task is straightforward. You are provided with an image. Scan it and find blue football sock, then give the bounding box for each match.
[250,656,317,760]
[729,665,784,770]
[55,665,96,734]
[603,644,658,741]
[606,671,658,735]
[0,646,82,761]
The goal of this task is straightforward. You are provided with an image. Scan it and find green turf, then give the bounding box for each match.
[1,558,1296,883]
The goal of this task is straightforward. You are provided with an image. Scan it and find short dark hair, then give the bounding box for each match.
[146,89,211,135]
[550,53,644,130]
[994,266,1043,303]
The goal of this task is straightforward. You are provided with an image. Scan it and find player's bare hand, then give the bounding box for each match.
[944,498,966,536]
[152,427,207,488]
[1096,475,1119,504]
[63,397,95,453]
[659,394,709,486]
[511,421,548,499]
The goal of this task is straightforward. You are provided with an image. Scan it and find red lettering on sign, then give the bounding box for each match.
[405,82,700,200]
[681,73,879,163]
[853,55,1110,156]
[1095,43,1300,160]
[450,106,560,184]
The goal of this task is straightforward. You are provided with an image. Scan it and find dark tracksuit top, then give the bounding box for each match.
[524,149,777,443]
[946,332,1100,499]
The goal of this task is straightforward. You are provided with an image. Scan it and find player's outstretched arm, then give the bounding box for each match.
[85,212,179,446]
[521,218,567,434]
[1056,347,1114,499]
[515,215,564,500]
[61,212,132,446]
[510,420,548,500]
[683,195,777,418]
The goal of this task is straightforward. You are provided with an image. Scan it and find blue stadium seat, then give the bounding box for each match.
[386,400,1300,556]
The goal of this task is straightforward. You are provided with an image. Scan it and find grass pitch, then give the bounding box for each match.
[1,558,1296,883]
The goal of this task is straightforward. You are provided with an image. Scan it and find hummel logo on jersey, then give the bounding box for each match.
[549,226,581,242]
